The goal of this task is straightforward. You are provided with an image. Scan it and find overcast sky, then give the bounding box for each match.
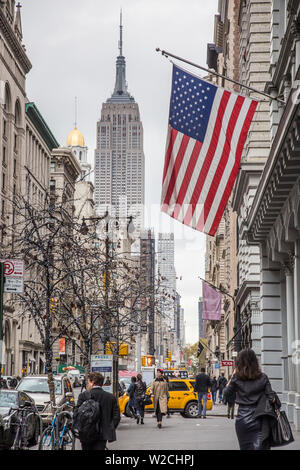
[21,0,218,345]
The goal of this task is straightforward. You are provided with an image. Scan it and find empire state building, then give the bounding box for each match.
[94,16,145,231]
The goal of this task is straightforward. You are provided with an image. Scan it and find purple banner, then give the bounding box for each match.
[202,281,221,320]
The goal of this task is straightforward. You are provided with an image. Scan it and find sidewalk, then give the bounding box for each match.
[207,403,237,417]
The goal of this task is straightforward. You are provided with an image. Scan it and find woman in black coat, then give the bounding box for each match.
[223,349,280,450]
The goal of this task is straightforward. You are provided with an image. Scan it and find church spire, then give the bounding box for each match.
[107,11,134,103]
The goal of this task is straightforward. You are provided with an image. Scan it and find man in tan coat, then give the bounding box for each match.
[150,369,169,428]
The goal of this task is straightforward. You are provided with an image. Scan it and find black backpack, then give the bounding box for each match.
[135,381,147,399]
[72,392,101,441]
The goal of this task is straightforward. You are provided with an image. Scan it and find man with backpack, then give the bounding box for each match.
[73,371,120,450]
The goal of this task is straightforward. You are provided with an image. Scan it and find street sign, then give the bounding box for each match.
[1,259,24,293]
[91,355,113,394]
[222,360,234,367]
[214,362,220,369]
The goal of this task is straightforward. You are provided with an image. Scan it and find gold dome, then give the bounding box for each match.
[67,126,85,147]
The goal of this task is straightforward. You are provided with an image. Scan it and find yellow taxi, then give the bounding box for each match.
[118,378,213,418]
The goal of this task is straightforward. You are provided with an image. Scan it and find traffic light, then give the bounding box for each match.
[103,271,111,292]
[105,342,129,356]
[142,355,155,366]
[50,297,59,315]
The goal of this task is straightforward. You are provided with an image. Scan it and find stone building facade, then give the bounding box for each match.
[232,0,272,361]
[246,0,300,431]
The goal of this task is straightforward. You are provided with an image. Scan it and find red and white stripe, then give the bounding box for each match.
[161,88,258,236]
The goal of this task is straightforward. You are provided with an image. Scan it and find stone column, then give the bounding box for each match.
[285,263,296,421]
[293,239,300,430]
[280,275,289,415]
[260,243,283,398]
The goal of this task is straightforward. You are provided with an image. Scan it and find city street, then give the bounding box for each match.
[70,389,300,450]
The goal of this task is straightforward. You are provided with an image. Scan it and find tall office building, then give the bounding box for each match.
[157,233,176,329]
[94,15,145,231]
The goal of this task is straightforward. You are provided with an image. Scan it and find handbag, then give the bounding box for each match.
[143,394,152,406]
[270,406,294,447]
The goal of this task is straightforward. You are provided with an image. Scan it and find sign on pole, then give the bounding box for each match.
[91,355,113,394]
[221,360,234,367]
[1,259,24,293]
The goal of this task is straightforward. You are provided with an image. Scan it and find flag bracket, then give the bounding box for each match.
[156,48,285,105]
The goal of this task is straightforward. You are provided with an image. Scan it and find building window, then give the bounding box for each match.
[2,147,6,166]
[2,173,5,192]
[50,180,56,192]
[2,120,7,138]
[50,162,56,173]
[14,134,18,153]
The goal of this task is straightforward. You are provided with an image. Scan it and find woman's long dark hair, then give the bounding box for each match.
[235,349,262,380]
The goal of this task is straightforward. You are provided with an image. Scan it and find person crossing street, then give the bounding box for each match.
[150,369,169,428]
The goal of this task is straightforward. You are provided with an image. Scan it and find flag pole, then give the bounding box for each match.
[156,48,285,105]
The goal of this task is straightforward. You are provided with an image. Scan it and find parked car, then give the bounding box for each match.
[0,389,40,449]
[119,378,213,418]
[16,375,75,425]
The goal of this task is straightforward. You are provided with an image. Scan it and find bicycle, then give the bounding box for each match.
[11,402,42,450]
[39,401,75,450]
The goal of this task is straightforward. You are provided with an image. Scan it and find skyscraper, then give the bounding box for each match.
[94,14,145,231]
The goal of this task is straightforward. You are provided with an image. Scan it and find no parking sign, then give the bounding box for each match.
[1,259,24,293]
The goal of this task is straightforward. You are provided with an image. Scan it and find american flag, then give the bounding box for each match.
[161,65,258,236]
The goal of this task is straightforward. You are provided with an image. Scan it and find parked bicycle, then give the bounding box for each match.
[11,401,42,450]
[39,401,75,450]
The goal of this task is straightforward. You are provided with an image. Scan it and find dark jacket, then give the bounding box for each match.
[77,386,120,443]
[194,373,211,393]
[223,373,278,406]
[217,376,227,391]
[127,382,137,407]
[210,378,218,392]
[224,373,280,450]
[135,380,147,399]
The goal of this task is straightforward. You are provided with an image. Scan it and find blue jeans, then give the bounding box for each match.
[197,392,207,416]
[212,391,217,404]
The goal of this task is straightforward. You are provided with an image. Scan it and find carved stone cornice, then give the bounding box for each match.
[281,250,295,275]
[248,100,300,242]
[0,6,32,75]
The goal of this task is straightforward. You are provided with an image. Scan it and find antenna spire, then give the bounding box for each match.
[119,8,123,56]
[74,96,78,128]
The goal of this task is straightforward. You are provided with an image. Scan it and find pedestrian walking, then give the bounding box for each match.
[223,348,281,450]
[210,376,218,405]
[75,371,120,451]
[134,373,147,424]
[224,375,235,419]
[9,376,18,389]
[126,376,137,419]
[150,369,169,428]
[217,373,227,403]
[194,367,211,418]
[163,374,171,418]
[81,376,87,393]
[0,378,8,389]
